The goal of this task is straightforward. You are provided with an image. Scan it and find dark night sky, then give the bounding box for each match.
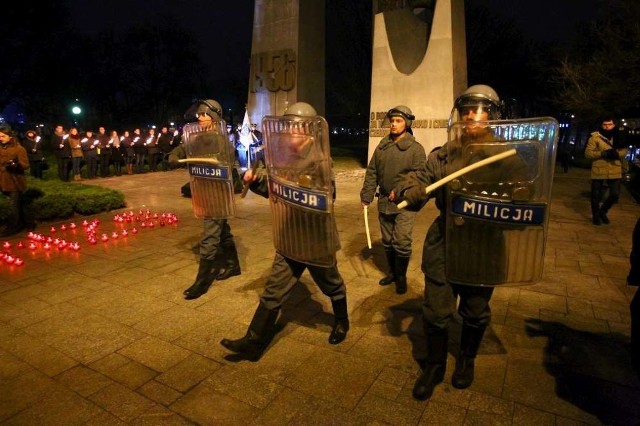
[66,0,599,97]
[66,0,255,84]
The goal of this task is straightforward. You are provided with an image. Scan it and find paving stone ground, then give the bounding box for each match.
[0,158,639,425]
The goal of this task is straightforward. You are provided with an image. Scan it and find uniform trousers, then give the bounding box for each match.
[200,218,234,261]
[379,209,417,257]
[422,277,494,333]
[260,252,346,311]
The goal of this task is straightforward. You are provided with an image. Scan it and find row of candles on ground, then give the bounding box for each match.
[1,210,179,267]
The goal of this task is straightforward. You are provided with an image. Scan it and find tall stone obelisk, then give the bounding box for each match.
[247,0,325,125]
[368,0,467,159]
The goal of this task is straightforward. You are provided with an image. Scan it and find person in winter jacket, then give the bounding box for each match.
[0,125,30,236]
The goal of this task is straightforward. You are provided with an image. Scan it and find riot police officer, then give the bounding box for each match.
[398,85,505,400]
[169,99,242,300]
[220,102,349,361]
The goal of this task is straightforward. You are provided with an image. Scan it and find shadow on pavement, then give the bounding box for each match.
[525,318,640,426]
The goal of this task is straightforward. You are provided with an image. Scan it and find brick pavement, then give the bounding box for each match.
[0,159,638,425]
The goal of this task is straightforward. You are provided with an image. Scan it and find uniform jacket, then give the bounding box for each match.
[360,132,426,214]
[397,135,532,285]
[585,131,627,180]
[0,138,29,192]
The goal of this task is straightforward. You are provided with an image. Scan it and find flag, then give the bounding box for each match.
[239,109,252,149]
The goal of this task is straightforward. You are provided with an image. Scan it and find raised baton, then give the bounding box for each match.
[397,148,517,209]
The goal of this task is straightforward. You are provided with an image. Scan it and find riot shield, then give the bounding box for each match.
[445,117,558,286]
[183,121,236,218]
[262,115,336,267]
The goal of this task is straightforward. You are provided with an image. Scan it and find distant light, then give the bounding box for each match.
[71,106,82,115]
[571,114,575,118]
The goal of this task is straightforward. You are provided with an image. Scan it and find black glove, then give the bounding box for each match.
[4,159,23,174]
[601,149,619,160]
[400,185,427,207]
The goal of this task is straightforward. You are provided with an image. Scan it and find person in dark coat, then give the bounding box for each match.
[22,129,44,179]
[53,125,71,181]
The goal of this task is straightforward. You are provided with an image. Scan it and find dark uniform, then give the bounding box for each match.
[361,107,426,294]
[397,85,505,401]
[220,102,349,362]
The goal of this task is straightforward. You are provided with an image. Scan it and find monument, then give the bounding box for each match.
[247,0,325,125]
[368,0,467,158]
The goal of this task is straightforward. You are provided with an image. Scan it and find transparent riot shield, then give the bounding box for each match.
[445,117,558,286]
[183,121,236,219]
[262,115,336,267]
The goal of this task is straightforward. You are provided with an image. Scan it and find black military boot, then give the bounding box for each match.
[220,303,279,361]
[591,202,602,225]
[329,297,349,344]
[183,258,216,300]
[452,324,486,389]
[379,249,396,286]
[216,241,241,280]
[394,255,410,295]
[413,329,448,400]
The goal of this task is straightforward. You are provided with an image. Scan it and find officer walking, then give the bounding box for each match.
[169,99,242,300]
[220,102,349,361]
[397,85,517,400]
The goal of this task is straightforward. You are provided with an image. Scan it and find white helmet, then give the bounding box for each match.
[284,102,317,117]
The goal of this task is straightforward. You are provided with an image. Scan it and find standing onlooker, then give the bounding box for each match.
[0,125,30,236]
[628,217,640,378]
[68,127,83,181]
[121,130,135,175]
[360,105,426,294]
[146,128,160,172]
[250,123,264,166]
[53,125,71,181]
[110,130,123,176]
[81,130,99,179]
[22,130,44,179]
[157,126,173,171]
[585,116,628,225]
[133,128,146,173]
[97,126,111,177]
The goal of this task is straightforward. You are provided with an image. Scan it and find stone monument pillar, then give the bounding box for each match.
[368,0,467,159]
[247,0,325,125]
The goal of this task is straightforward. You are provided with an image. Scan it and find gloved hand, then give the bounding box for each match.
[601,149,619,160]
[3,159,23,174]
[400,185,427,207]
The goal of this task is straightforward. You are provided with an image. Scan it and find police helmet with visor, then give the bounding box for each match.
[284,102,317,118]
[183,98,223,121]
[448,85,501,128]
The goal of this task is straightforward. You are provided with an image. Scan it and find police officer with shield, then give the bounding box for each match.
[220,102,349,361]
[397,85,558,400]
[169,99,242,300]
